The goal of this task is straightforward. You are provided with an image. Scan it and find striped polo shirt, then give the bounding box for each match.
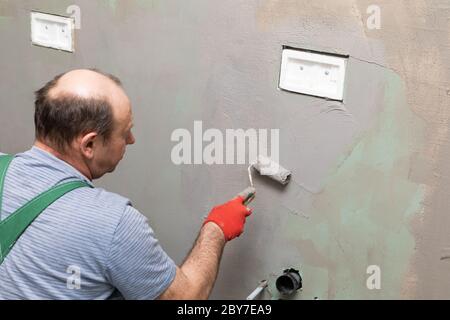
[0,146,176,300]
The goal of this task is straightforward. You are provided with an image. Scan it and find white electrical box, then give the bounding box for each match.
[31,11,74,52]
[279,48,348,101]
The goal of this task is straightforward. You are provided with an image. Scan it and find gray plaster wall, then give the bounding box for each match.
[1,0,449,299]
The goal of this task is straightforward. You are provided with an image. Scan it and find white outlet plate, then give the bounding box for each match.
[279,48,348,101]
[31,11,74,52]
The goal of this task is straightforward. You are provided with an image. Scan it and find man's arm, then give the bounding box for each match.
[158,196,252,300]
[158,222,225,299]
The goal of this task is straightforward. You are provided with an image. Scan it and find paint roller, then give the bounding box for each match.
[238,155,292,205]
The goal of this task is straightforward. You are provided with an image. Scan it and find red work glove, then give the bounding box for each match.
[203,196,252,241]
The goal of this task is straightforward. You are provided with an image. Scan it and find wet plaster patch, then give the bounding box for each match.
[281,71,426,299]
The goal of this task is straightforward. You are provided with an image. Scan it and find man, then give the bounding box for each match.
[0,69,252,300]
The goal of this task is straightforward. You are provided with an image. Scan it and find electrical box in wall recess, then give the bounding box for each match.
[31,11,74,52]
[279,48,348,101]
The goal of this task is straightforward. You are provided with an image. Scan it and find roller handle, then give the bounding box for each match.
[238,187,256,205]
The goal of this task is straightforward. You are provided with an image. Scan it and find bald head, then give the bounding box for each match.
[47,69,128,107]
[34,68,135,179]
[34,68,131,151]
[48,69,126,106]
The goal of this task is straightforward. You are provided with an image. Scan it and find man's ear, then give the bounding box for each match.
[79,132,98,159]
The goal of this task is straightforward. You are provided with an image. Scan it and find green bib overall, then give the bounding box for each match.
[0,154,91,265]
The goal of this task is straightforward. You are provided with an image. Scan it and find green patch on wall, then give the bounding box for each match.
[136,0,156,9]
[282,71,426,299]
[104,0,119,12]
[104,0,156,12]
[0,16,12,25]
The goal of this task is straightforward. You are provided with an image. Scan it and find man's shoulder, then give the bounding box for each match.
[69,185,133,213]
[51,185,135,242]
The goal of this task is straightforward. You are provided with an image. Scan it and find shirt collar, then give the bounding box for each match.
[26,146,95,187]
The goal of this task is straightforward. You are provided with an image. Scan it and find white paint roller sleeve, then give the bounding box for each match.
[237,156,292,206]
[252,155,292,185]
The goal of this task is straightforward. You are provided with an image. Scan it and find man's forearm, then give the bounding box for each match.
[180,222,226,299]
[158,196,251,300]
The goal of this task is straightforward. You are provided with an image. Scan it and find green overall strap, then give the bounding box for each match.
[0,155,14,214]
[0,155,92,264]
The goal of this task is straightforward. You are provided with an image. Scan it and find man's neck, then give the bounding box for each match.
[33,140,93,181]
